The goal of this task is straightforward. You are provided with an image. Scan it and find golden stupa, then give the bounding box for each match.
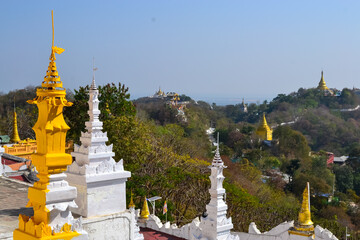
[317,71,329,91]
[128,191,136,209]
[11,111,21,143]
[141,196,150,219]
[289,182,314,237]
[256,113,273,141]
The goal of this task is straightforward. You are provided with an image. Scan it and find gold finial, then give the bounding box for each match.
[28,10,71,107]
[52,10,54,48]
[129,191,136,209]
[42,10,65,89]
[298,182,314,226]
[140,196,150,219]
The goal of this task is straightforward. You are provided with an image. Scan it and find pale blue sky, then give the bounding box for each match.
[1,1,360,104]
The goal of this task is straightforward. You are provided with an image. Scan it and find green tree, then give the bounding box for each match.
[273,125,311,160]
[64,82,135,143]
[333,165,354,193]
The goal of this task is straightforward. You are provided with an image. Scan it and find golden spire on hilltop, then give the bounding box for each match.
[129,191,136,209]
[141,196,150,219]
[256,113,273,141]
[298,182,314,226]
[318,71,329,91]
[11,99,21,143]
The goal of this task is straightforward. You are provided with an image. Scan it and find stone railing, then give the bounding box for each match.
[231,222,339,240]
[138,214,201,240]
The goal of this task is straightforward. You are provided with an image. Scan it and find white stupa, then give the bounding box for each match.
[199,134,239,240]
[67,74,131,218]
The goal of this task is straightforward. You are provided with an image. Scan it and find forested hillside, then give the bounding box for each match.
[3,85,360,237]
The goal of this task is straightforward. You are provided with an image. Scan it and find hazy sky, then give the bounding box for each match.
[1,1,360,104]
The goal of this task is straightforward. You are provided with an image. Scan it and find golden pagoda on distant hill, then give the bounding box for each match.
[317,71,329,91]
[256,113,273,141]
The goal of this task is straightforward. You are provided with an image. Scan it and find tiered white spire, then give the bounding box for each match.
[199,133,238,240]
[67,68,131,218]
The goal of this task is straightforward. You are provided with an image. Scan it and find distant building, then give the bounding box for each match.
[256,113,273,141]
[151,87,167,98]
[3,138,37,161]
[240,98,248,113]
[333,156,348,165]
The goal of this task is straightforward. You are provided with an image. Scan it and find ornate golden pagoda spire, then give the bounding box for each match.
[318,71,329,91]
[129,191,136,209]
[256,113,273,141]
[14,11,80,240]
[11,111,21,143]
[140,196,150,219]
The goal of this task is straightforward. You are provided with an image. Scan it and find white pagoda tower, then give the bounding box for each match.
[199,134,238,240]
[67,75,131,218]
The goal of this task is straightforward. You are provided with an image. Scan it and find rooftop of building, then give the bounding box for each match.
[140,228,185,240]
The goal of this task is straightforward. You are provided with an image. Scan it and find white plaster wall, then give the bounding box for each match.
[87,178,127,217]
[67,172,129,218]
[82,211,134,240]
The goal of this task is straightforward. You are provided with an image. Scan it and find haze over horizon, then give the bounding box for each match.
[1,1,360,104]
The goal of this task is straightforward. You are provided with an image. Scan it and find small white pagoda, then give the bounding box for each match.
[199,135,238,240]
[67,75,131,218]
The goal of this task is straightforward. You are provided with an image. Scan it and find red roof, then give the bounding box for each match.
[140,228,185,240]
[327,154,334,166]
[9,175,27,182]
